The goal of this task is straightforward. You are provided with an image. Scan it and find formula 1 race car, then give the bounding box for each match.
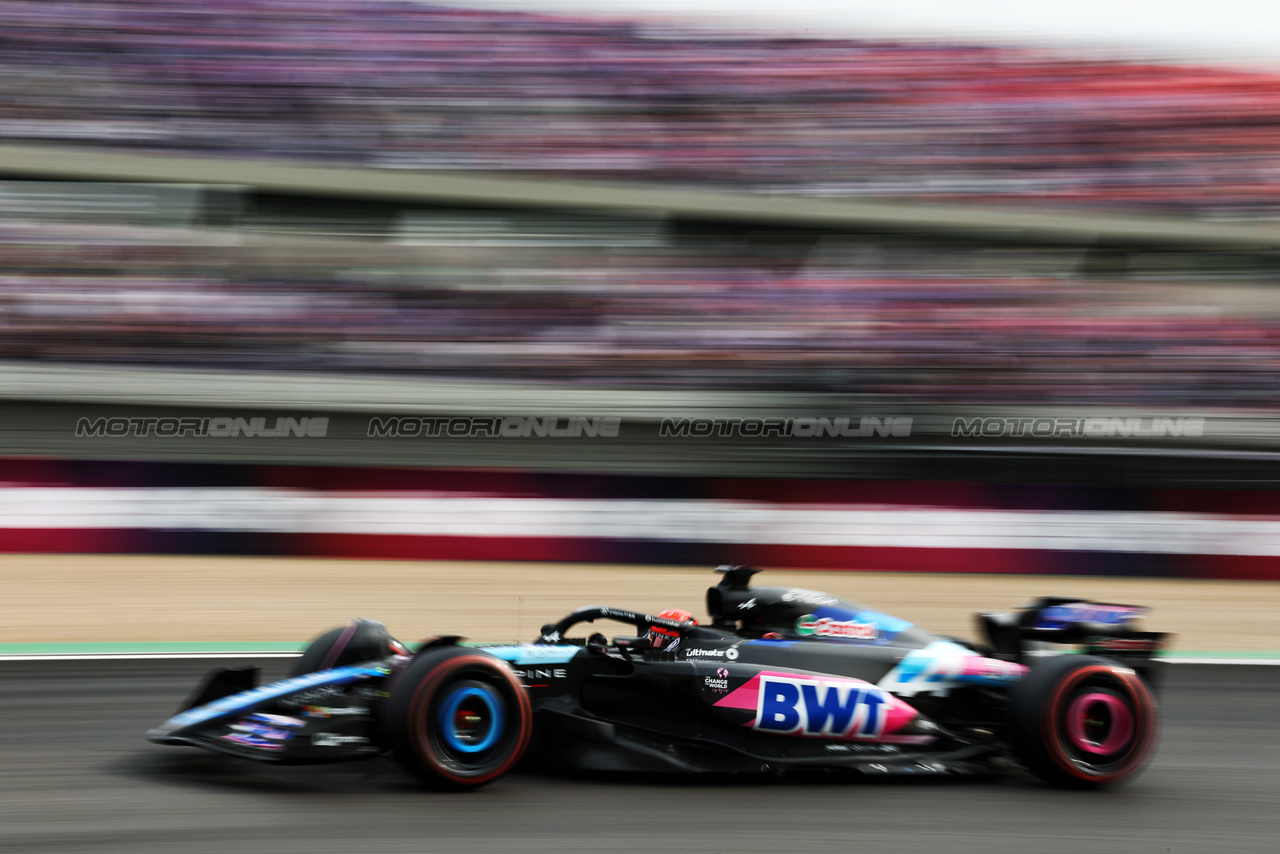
[148,566,1166,790]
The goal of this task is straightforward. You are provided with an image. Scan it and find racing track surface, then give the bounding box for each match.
[2,660,1277,854]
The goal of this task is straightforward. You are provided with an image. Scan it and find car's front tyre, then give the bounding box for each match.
[385,647,532,790]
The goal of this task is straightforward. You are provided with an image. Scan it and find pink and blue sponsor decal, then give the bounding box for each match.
[877,641,1027,696]
[714,671,925,743]
[220,719,297,750]
[220,732,285,750]
[247,712,305,728]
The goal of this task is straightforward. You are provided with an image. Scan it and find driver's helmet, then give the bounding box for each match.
[647,608,696,653]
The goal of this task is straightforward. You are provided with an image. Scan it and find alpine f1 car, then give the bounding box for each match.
[148,566,1165,790]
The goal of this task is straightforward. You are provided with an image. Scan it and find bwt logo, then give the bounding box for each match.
[754,676,888,738]
[76,416,328,438]
[951,416,1204,439]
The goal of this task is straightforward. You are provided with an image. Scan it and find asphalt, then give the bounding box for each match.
[1,659,1276,854]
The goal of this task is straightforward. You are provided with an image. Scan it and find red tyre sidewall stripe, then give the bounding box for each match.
[407,654,532,786]
[1042,664,1157,783]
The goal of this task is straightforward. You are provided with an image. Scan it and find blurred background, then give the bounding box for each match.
[5,1,1280,402]
[6,7,1280,852]
[3,0,1280,643]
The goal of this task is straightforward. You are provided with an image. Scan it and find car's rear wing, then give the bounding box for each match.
[977,596,1168,682]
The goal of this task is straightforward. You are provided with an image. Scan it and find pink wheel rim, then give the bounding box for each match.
[1066,692,1134,756]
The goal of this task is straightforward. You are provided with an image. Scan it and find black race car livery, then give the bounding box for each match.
[148,566,1165,789]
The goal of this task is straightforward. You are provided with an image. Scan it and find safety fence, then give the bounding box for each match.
[0,458,1278,580]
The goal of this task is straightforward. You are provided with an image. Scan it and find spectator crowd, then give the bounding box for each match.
[4,2,1279,410]
[1,212,1278,409]
[4,1,1280,218]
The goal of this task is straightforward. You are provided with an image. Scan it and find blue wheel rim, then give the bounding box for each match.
[437,684,504,754]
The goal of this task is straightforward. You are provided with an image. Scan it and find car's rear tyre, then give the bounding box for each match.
[386,647,532,790]
[291,619,391,677]
[1008,654,1158,788]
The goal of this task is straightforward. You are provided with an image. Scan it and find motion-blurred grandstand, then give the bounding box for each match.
[4,205,1280,409]
[2,0,1280,427]
[7,0,1280,216]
